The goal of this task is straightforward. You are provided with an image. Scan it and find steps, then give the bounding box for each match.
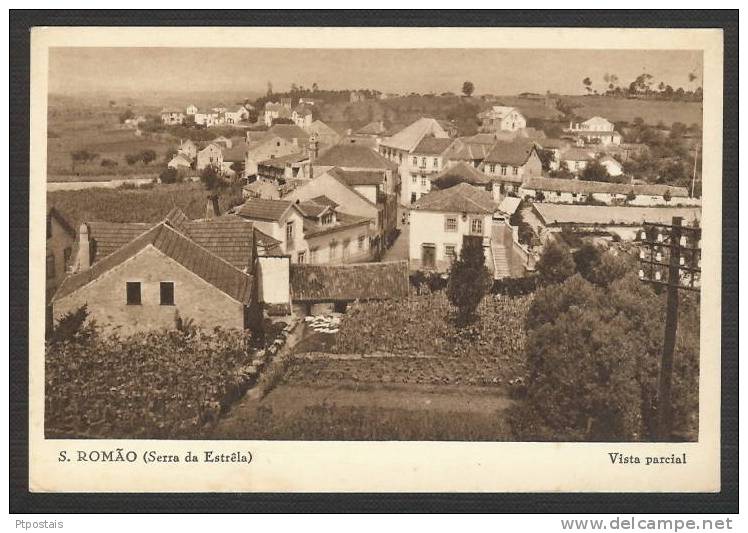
[491,243,511,279]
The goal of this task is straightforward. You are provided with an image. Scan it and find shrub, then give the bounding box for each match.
[159,167,180,184]
[536,241,576,285]
[48,304,96,345]
[100,158,118,168]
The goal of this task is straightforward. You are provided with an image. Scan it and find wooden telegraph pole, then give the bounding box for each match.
[638,216,701,441]
[657,217,682,440]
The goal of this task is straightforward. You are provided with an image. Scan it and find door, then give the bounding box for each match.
[421,244,436,269]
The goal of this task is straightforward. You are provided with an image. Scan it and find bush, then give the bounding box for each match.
[536,241,576,285]
[159,167,180,184]
[48,304,96,345]
[491,275,539,297]
[45,328,257,438]
[100,158,118,168]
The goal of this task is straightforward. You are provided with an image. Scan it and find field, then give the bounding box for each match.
[209,292,530,441]
[561,95,703,127]
[47,183,245,229]
[47,107,176,179]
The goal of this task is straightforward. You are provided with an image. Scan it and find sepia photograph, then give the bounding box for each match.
[43,45,705,443]
[20,22,729,495]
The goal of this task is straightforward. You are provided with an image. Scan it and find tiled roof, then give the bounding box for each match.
[412,136,455,155]
[484,139,538,165]
[257,151,309,168]
[86,221,153,262]
[443,138,494,161]
[310,195,339,208]
[268,124,309,142]
[308,120,340,138]
[54,222,253,305]
[312,144,397,170]
[498,196,522,215]
[413,182,497,214]
[380,117,449,152]
[478,105,518,119]
[333,169,387,186]
[356,120,388,135]
[236,198,293,222]
[183,216,256,271]
[164,207,190,233]
[461,133,503,145]
[533,203,701,227]
[289,261,409,302]
[295,199,331,218]
[169,154,192,167]
[561,147,596,161]
[521,176,690,197]
[432,162,490,186]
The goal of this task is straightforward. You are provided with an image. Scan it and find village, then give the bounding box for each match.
[45,80,703,442]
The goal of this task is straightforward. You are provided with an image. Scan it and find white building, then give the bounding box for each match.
[565,116,622,145]
[408,183,497,272]
[478,106,527,133]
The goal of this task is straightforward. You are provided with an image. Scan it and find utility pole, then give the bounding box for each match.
[638,216,701,441]
[691,143,700,198]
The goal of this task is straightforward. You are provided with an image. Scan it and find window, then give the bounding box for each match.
[358,234,366,250]
[420,157,426,168]
[286,221,294,243]
[46,255,55,280]
[412,157,418,166]
[433,158,439,167]
[421,244,436,268]
[445,244,457,261]
[412,175,418,184]
[297,251,306,264]
[470,218,483,235]
[501,165,507,176]
[489,164,496,173]
[329,240,339,259]
[398,154,403,163]
[310,247,318,264]
[444,216,457,232]
[63,247,72,271]
[513,166,519,175]
[421,178,428,187]
[160,282,175,306]
[126,282,141,305]
[411,193,417,204]
[342,239,351,259]
[321,213,333,225]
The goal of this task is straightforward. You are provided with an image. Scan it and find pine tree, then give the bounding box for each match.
[447,236,492,325]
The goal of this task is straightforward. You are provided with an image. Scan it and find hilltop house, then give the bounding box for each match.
[599,155,624,177]
[221,141,249,177]
[46,207,76,302]
[378,117,451,205]
[225,106,250,125]
[559,147,596,174]
[264,101,292,127]
[481,139,543,196]
[178,139,198,160]
[478,106,527,133]
[160,110,185,125]
[235,197,373,265]
[399,136,456,204]
[167,153,193,171]
[256,152,314,181]
[244,132,307,177]
[292,104,314,129]
[565,116,622,145]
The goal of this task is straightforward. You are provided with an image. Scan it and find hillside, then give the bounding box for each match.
[560,95,703,127]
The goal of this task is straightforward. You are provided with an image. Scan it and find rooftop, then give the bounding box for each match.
[533,203,701,227]
[431,161,490,187]
[413,182,497,214]
[312,143,397,170]
[236,198,293,222]
[381,117,449,152]
[289,261,409,302]
[412,136,455,155]
[522,176,690,197]
[484,139,538,166]
[332,169,387,187]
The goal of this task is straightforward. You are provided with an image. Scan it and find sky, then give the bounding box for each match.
[49,48,704,97]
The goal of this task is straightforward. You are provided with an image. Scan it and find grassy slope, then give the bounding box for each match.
[562,95,703,127]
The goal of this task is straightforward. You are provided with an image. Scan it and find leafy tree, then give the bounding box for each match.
[580,158,611,182]
[663,189,672,202]
[140,149,157,165]
[100,158,118,168]
[70,150,98,172]
[513,272,699,441]
[461,81,475,97]
[536,241,576,285]
[200,165,223,191]
[446,236,492,325]
[582,77,593,94]
[125,153,140,166]
[118,109,135,123]
[572,242,602,280]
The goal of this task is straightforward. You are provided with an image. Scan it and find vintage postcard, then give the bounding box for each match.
[28,26,723,492]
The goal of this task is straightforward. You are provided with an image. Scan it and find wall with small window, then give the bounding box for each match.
[52,246,246,335]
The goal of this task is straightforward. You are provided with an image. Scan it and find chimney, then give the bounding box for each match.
[206,194,220,220]
[77,223,91,271]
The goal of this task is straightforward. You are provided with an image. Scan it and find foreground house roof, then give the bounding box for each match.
[413,182,497,214]
[522,176,690,198]
[533,203,701,227]
[312,143,397,170]
[332,169,388,186]
[289,261,409,302]
[236,198,293,222]
[54,222,254,305]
